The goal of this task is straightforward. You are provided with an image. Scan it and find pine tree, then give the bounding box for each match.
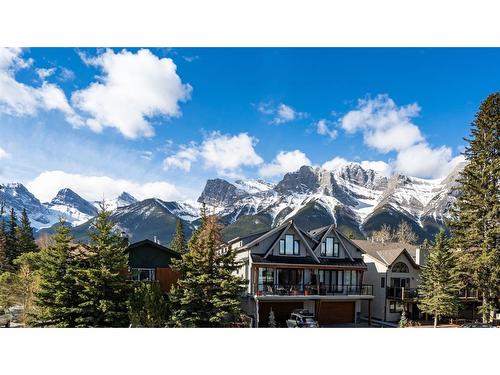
[74,205,131,327]
[399,309,408,328]
[169,213,246,327]
[418,231,462,327]
[448,92,500,323]
[31,221,81,327]
[268,308,276,328]
[0,219,7,272]
[6,208,18,266]
[128,281,169,327]
[16,209,38,256]
[169,219,187,254]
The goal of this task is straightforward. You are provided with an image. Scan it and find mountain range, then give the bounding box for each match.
[0,161,465,244]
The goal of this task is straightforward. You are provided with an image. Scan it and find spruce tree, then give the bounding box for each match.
[74,206,131,327]
[31,221,80,327]
[6,208,18,266]
[418,231,462,327]
[169,213,245,327]
[128,281,169,327]
[169,219,187,254]
[448,92,500,323]
[0,220,7,272]
[16,209,38,256]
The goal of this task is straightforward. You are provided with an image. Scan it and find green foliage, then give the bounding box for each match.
[169,213,246,327]
[16,209,38,255]
[0,219,8,272]
[128,281,169,327]
[6,208,18,267]
[30,221,81,327]
[418,231,462,327]
[169,219,187,254]
[72,206,131,327]
[448,92,500,322]
[399,309,408,328]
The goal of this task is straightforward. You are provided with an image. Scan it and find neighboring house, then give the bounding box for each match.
[229,221,374,327]
[354,240,426,323]
[126,239,181,293]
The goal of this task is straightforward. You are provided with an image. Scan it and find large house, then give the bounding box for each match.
[353,240,425,323]
[126,239,181,293]
[229,221,374,327]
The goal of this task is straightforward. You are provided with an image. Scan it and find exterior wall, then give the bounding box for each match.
[235,249,252,293]
[361,256,388,320]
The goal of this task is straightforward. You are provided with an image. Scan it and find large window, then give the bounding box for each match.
[320,237,339,257]
[258,268,275,292]
[390,301,404,313]
[130,268,155,281]
[392,262,409,273]
[279,234,300,255]
[277,268,303,287]
[390,277,410,288]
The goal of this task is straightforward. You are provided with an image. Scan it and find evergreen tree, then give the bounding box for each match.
[399,309,408,328]
[268,308,276,328]
[31,221,80,327]
[0,219,7,272]
[169,219,187,253]
[16,209,38,256]
[6,208,18,266]
[418,231,462,328]
[169,213,246,327]
[128,281,169,327]
[74,206,131,327]
[448,92,500,323]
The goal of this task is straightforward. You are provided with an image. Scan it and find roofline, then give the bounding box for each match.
[126,239,182,259]
[226,229,271,244]
[251,261,367,270]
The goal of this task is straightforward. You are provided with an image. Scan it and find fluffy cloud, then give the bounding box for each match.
[321,156,349,170]
[395,143,465,178]
[27,170,183,203]
[0,47,82,126]
[257,102,307,124]
[163,132,263,176]
[36,67,56,80]
[339,94,462,178]
[316,119,338,139]
[72,48,192,139]
[340,94,423,153]
[0,147,10,160]
[259,150,311,177]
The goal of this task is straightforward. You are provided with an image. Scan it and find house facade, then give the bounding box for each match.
[354,240,425,322]
[229,221,374,327]
[126,239,181,293]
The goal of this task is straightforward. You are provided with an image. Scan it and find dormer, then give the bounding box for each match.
[311,225,364,261]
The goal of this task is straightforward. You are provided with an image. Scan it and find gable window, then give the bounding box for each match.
[392,262,409,273]
[279,234,299,255]
[320,237,339,257]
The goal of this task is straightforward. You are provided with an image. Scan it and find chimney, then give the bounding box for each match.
[415,247,425,265]
[154,235,157,244]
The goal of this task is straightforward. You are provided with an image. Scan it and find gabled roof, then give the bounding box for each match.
[126,239,181,259]
[353,240,419,269]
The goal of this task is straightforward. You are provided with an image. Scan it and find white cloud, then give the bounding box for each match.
[0,147,10,160]
[0,47,82,126]
[257,102,307,124]
[340,94,423,153]
[322,157,349,171]
[259,150,311,177]
[316,119,338,139]
[163,132,263,176]
[395,143,465,179]
[360,160,392,177]
[36,67,56,80]
[59,67,75,81]
[27,170,183,203]
[71,48,192,139]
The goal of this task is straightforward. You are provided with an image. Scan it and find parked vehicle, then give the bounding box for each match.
[0,309,12,328]
[286,310,318,328]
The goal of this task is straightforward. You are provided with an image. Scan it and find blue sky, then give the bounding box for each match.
[1,47,499,202]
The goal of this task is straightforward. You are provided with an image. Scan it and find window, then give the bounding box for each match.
[390,277,410,288]
[381,277,385,288]
[277,268,303,288]
[258,268,275,292]
[280,235,299,255]
[320,237,339,257]
[392,262,409,273]
[130,268,155,281]
[390,301,404,313]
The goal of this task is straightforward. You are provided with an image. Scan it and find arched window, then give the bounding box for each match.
[392,262,409,273]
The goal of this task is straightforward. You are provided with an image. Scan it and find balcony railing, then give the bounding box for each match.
[458,289,481,300]
[256,283,373,297]
[386,287,420,300]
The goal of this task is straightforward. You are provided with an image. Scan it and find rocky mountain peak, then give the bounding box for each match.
[49,188,98,217]
[198,178,249,206]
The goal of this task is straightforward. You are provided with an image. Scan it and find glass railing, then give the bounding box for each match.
[256,283,373,296]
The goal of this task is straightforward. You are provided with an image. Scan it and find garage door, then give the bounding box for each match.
[259,302,303,327]
[318,301,355,325]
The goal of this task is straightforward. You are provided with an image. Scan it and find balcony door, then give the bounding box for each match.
[390,277,410,288]
[277,269,303,289]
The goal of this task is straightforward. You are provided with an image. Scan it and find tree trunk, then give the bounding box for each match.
[434,314,438,328]
[482,294,488,323]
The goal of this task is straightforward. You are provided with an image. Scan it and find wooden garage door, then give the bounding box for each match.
[259,302,303,327]
[318,301,355,325]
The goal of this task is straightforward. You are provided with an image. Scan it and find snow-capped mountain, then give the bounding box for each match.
[2,161,465,243]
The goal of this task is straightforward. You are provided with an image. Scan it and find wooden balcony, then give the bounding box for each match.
[256,283,373,297]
